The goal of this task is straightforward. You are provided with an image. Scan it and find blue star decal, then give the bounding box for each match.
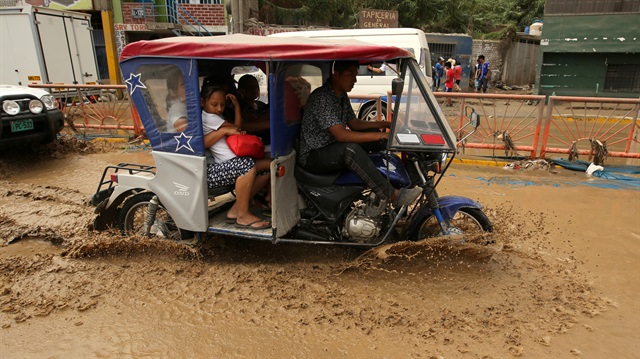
[174,132,194,153]
[125,73,147,95]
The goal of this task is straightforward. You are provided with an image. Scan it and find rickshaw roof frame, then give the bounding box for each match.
[120,34,414,64]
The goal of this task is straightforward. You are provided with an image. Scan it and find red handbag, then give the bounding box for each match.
[226,134,264,159]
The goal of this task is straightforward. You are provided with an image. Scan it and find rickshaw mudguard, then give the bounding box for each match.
[406,195,483,237]
[104,153,209,232]
[146,152,209,232]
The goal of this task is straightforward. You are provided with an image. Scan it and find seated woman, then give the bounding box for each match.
[200,82,270,229]
[166,70,188,132]
[237,74,270,145]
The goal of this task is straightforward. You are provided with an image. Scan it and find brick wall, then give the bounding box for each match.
[180,4,225,27]
[472,40,502,83]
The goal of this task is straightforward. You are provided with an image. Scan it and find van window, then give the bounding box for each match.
[232,66,268,104]
[135,64,185,133]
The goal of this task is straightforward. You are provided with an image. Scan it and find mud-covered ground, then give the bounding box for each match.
[1,137,638,358]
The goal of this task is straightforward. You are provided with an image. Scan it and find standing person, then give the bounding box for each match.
[366,62,396,75]
[477,55,490,93]
[454,59,462,91]
[433,57,445,92]
[298,60,421,208]
[200,83,270,229]
[474,59,481,93]
[444,61,454,106]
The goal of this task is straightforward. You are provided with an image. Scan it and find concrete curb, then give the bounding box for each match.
[90,137,150,145]
[452,158,510,167]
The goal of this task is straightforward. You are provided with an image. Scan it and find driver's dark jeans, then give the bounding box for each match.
[304,140,393,201]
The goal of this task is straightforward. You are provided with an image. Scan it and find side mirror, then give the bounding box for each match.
[470,109,480,128]
[392,78,404,97]
[457,107,481,145]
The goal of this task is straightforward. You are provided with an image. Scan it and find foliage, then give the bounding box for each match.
[257,0,545,37]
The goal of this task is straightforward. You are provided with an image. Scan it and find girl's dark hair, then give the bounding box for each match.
[200,83,225,101]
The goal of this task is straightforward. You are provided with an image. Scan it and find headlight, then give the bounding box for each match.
[29,99,43,114]
[40,94,57,110]
[2,100,20,115]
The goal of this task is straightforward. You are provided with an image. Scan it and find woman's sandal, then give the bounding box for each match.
[234,219,270,230]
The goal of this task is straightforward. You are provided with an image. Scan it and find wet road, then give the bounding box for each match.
[1,138,638,358]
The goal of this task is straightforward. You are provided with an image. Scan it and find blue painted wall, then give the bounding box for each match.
[425,33,473,91]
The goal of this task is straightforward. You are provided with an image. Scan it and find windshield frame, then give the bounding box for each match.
[388,59,457,153]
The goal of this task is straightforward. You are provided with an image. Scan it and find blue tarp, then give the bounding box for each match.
[553,158,640,183]
[553,158,640,174]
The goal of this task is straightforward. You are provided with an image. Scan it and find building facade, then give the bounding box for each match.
[535,0,640,97]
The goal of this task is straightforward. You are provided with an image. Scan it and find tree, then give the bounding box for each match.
[257,0,545,37]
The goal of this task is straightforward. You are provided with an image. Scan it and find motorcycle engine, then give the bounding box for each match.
[342,193,384,243]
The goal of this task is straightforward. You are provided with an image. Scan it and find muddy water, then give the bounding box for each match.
[1,138,639,358]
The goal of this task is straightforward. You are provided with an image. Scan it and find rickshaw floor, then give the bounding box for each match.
[207,211,272,238]
[206,194,272,238]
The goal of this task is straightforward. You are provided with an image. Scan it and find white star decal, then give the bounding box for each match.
[174,132,195,153]
[125,73,147,95]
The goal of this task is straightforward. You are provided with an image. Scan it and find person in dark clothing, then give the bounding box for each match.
[237,74,271,146]
[298,60,421,207]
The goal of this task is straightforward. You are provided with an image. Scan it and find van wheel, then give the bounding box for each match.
[118,192,182,241]
[359,103,387,122]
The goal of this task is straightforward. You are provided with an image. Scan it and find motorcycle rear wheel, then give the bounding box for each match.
[118,192,182,241]
[413,208,493,241]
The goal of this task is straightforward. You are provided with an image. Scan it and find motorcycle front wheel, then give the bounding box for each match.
[413,208,493,241]
[118,192,182,241]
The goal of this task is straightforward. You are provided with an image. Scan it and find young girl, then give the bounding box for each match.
[200,83,270,229]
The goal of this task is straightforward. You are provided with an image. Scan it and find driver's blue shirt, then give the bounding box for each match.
[298,80,356,165]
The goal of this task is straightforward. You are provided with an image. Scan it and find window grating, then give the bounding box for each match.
[604,64,640,92]
[429,43,456,64]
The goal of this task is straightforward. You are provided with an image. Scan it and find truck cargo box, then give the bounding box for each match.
[0,5,99,86]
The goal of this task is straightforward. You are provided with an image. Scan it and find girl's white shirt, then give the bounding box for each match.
[202,111,236,163]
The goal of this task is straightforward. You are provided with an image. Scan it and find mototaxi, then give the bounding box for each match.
[90,34,491,247]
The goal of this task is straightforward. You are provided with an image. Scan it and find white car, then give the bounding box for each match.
[0,84,63,147]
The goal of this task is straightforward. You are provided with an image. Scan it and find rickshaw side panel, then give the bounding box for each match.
[121,58,206,156]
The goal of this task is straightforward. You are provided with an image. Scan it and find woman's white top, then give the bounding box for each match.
[167,101,187,132]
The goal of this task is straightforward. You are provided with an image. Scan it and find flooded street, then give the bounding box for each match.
[1,139,639,358]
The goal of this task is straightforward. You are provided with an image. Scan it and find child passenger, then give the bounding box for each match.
[200,83,270,230]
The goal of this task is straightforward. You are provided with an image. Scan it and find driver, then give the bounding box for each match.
[298,60,421,207]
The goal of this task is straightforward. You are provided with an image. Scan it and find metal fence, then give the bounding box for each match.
[29,84,144,137]
[430,92,640,161]
[31,83,640,162]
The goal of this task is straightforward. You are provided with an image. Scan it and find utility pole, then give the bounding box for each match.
[230,0,243,34]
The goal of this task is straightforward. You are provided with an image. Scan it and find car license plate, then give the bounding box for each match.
[10,119,34,133]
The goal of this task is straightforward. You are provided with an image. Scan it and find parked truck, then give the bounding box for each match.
[0,5,100,87]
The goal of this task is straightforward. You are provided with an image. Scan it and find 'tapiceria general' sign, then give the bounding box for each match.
[358,9,398,29]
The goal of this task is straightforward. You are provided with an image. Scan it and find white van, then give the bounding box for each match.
[270,28,432,121]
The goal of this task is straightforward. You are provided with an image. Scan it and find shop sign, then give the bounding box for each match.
[114,23,150,31]
[358,9,398,28]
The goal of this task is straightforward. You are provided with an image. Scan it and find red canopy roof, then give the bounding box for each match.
[120,34,413,63]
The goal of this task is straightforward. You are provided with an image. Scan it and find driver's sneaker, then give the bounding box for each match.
[393,187,422,207]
